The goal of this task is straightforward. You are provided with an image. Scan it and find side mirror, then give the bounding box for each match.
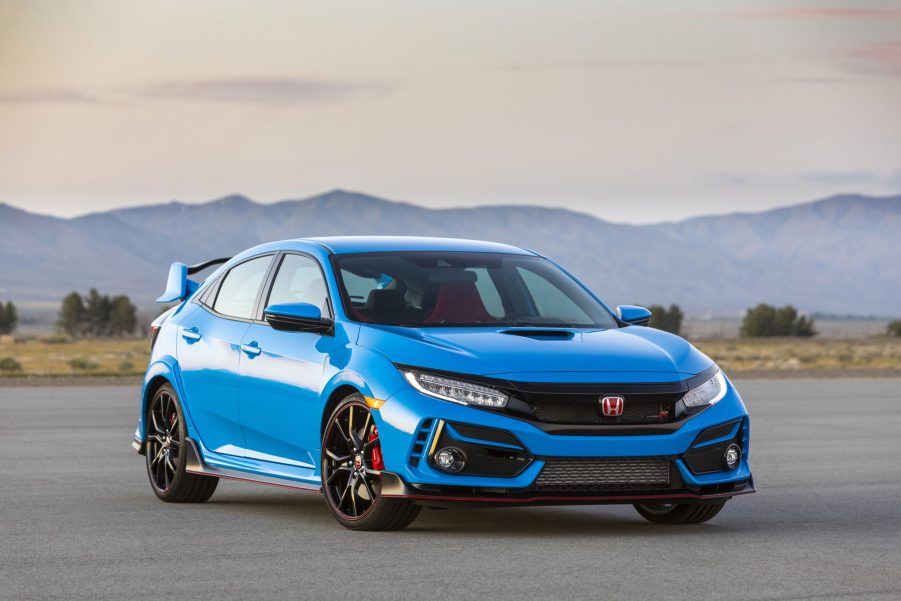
[264,302,333,334]
[616,305,652,326]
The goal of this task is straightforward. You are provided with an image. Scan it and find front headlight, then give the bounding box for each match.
[403,370,508,408]
[682,369,728,408]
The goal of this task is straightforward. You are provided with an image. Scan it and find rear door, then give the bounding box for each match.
[238,252,335,467]
[177,254,273,456]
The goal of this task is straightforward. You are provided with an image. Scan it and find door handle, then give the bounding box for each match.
[241,342,262,358]
[181,327,202,342]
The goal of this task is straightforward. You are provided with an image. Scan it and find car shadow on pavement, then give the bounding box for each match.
[203,487,755,537]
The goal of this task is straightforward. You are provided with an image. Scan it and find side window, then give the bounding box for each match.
[213,256,272,319]
[267,254,332,318]
[467,267,505,318]
[516,266,593,324]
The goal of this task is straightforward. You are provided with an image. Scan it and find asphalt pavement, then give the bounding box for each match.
[2,380,900,601]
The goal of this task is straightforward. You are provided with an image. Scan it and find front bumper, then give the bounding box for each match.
[379,471,755,507]
[374,376,755,505]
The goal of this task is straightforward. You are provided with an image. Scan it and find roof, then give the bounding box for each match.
[301,236,534,255]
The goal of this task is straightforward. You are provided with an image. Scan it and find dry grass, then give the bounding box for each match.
[695,337,901,375]
[0,337,148,377]
[1,335,899,380]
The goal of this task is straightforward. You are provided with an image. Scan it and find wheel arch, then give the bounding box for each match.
[320,384,362,438]
[137,358,191,447]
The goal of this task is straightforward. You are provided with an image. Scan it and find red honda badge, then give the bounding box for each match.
[600,396,625,417]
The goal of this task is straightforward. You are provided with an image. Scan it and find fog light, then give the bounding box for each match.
[724,444,741,470]
[434,447,466,473]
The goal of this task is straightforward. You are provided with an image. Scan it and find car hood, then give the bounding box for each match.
[356,325,713,383]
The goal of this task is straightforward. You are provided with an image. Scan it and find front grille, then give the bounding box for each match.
[533,458,671,491]
[528,394,678,425]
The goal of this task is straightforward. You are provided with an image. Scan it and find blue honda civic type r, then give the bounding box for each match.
[134,236,754,530]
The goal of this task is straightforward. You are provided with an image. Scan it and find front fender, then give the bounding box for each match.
[321,344,409,404]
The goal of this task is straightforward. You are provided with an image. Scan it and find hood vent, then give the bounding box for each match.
[500,329,574,339]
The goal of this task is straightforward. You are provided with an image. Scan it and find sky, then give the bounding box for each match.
[1,0,900,224]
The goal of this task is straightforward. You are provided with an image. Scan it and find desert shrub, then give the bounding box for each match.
[0,357,22,372]
[68,358,99,371]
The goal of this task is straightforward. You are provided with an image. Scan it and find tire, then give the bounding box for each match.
[145,384,219,503]
[634,500,727,524]
[321,394,421,531]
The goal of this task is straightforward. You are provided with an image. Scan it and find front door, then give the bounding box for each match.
[238,253,334,467]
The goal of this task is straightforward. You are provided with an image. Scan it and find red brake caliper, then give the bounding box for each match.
[369,426,385,472]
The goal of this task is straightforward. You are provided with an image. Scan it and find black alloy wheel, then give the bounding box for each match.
[145,384,218,503]
[321,395,420,530]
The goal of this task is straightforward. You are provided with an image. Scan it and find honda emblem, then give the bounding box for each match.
[600,396,625,417]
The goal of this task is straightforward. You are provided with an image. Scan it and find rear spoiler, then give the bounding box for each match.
[156,257,231,303]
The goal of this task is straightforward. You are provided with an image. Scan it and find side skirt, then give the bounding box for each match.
[182,438,322,493]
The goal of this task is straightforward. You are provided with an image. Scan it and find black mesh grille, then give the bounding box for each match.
[533,458,671,491]
[528,395,679,425]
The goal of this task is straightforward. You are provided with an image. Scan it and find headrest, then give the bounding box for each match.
[428,270,478,285]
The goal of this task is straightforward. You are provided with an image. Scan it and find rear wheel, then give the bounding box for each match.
[634,500,727,524]
[321,395,420,530]
[145,384,218,503]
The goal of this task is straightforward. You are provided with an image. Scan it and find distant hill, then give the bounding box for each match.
[1,190,899,315]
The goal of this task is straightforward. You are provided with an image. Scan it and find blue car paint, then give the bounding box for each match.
[136,236,753,499]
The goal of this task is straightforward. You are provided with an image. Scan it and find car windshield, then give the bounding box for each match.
[332,251,618,328]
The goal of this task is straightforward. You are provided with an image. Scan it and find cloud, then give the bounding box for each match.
[0,87,110,105]
[736,8,901,18]
[800,170,881,186]
[783,76,851,84]
[131,77,394,105]
[0,77,395,108]
[493,58,713,72]
[706,172,752,187]
[845,40,901,77]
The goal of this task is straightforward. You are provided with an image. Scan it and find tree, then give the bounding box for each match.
[109,295,138,336]
[740,304,817,337]
[57,292,85,336]
[57,290,139,337]
[792,315,816,337]
[647,304,684,335]
[83,288,111,336]
[887,319,901,337]
[0,301,17,334]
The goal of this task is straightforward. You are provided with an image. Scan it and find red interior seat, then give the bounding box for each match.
[423,282,496,324]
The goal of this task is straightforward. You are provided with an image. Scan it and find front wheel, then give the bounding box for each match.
[634,500,727,524]
[321,395,421,530]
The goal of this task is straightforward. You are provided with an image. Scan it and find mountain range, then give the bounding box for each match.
[1,190,899,315]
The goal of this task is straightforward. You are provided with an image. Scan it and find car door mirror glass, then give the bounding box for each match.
[616,305,652,326]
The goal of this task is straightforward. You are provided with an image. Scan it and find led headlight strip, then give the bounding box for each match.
[403,370,508,408]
